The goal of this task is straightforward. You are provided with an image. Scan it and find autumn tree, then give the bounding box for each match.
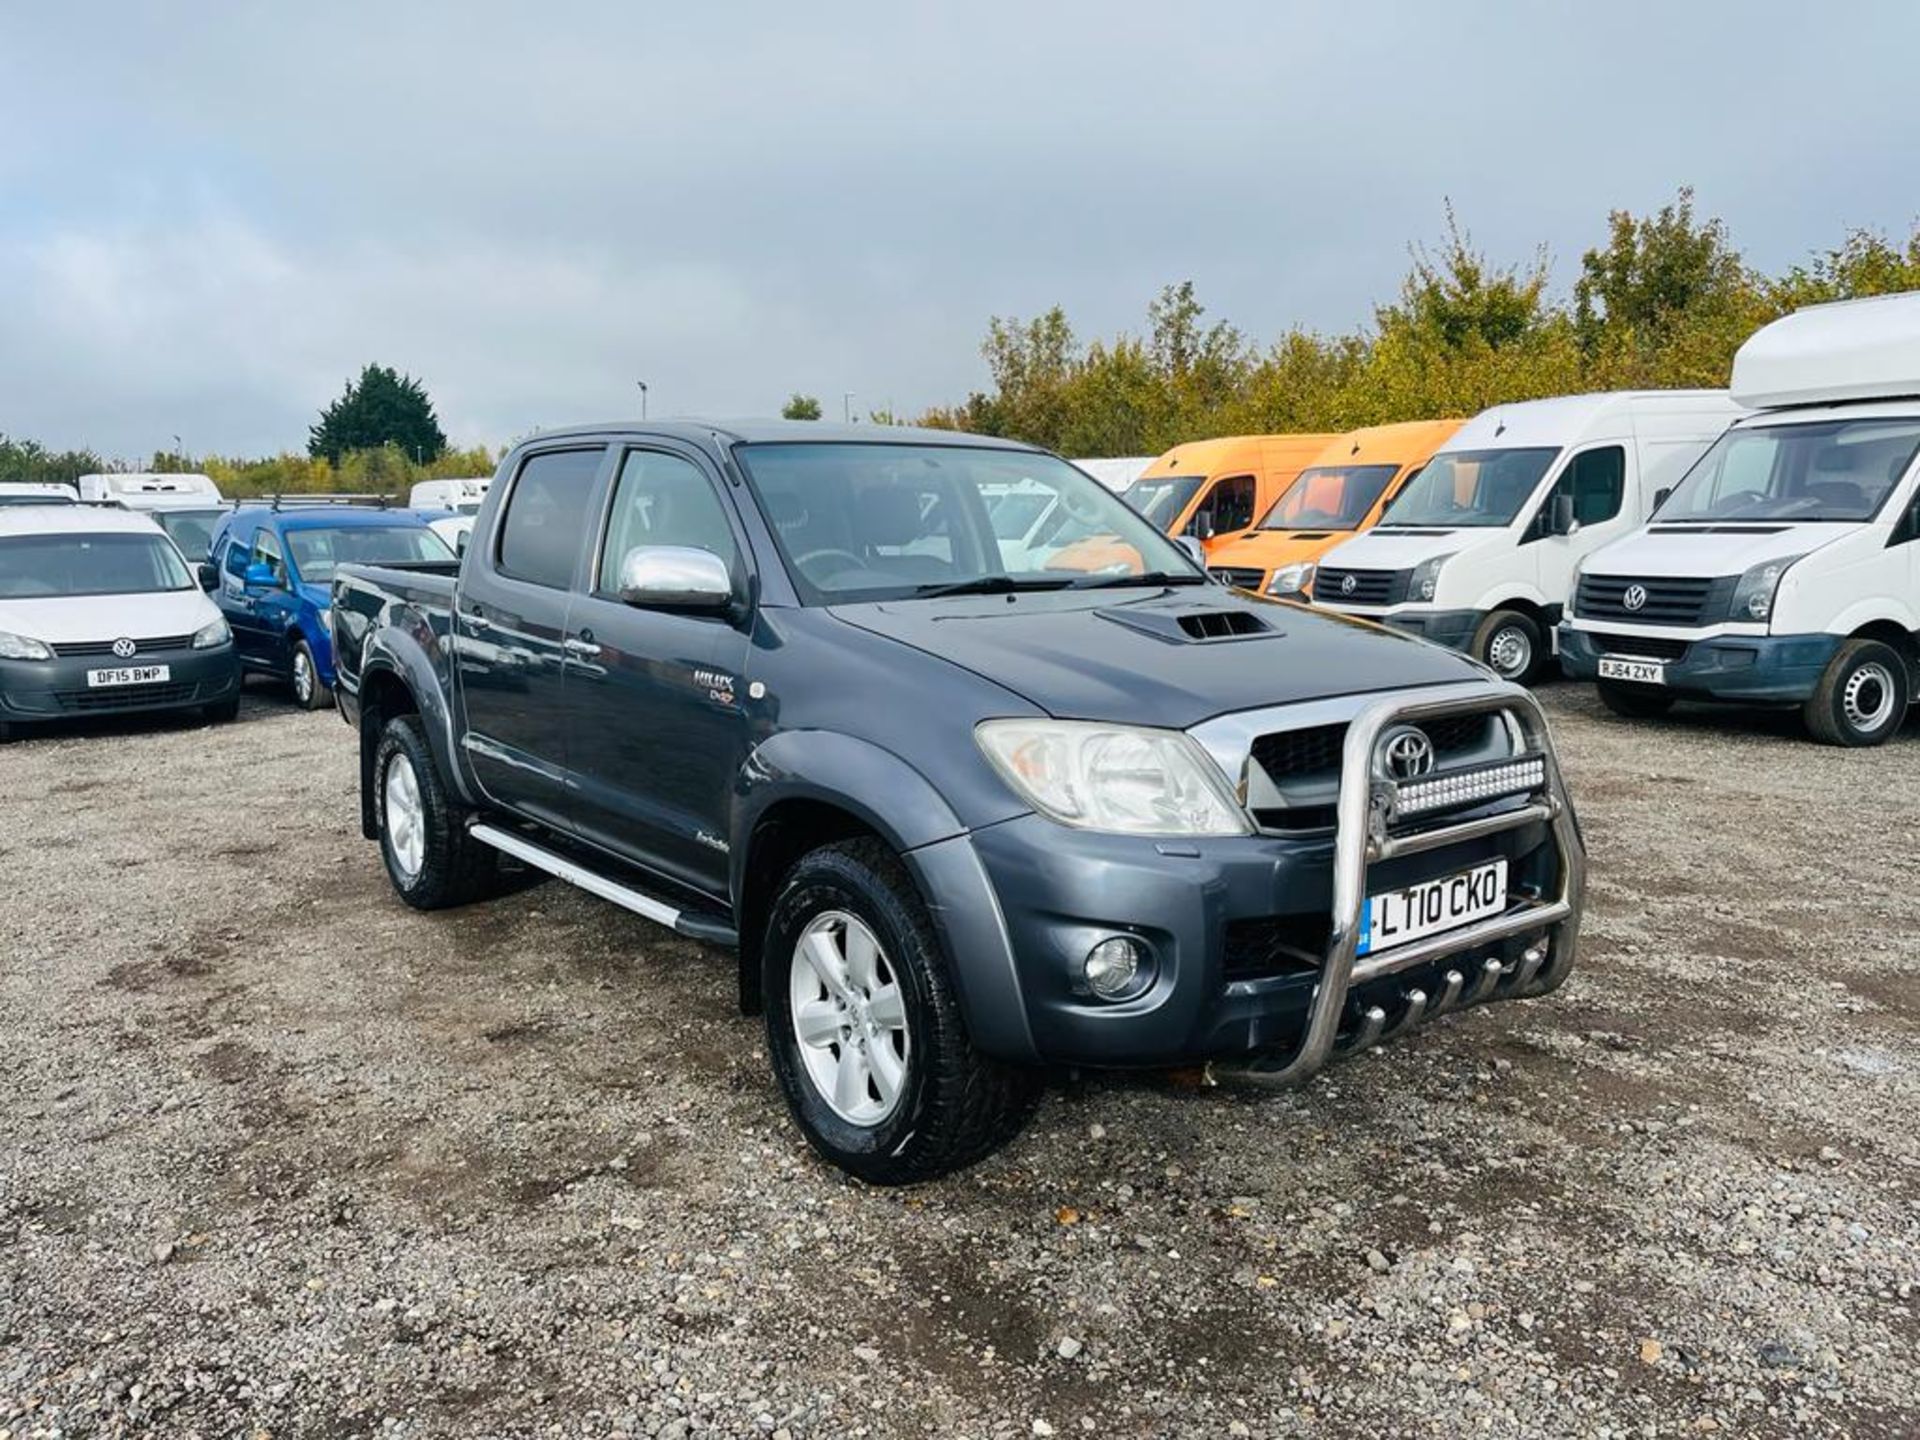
[781,393,823,420]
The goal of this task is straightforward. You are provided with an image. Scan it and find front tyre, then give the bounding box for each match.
[1597,681,1674,720]
[1803,638,1909,747]
[292,638,335,711]
[1472,609,1543,684]
[763,838,1038,1184]
[373,714,499,908]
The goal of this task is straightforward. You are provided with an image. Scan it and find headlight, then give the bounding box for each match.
[191,616,231,649]
[1730,554,1806,623]
[976,719,1250,836]
[1267,561,1315,596]
[1410,553,1455,603]
[0,628,52,661]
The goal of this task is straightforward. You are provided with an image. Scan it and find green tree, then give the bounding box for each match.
[308,364,448,464]
[0,434,103,487]
[781,393,823,420]
[1769,226,1920,309]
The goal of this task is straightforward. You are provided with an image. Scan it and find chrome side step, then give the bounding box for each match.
[468,823,737,946]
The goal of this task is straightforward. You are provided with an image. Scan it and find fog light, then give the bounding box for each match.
[1083,936,1144,1000]
[1522,939,1548,966]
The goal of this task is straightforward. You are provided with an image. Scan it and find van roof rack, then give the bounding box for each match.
[262,492,398,511]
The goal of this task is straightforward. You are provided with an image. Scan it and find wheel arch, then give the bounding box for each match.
[354,637,463,838]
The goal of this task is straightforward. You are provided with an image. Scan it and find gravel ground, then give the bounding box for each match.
[2,681,1917,1439]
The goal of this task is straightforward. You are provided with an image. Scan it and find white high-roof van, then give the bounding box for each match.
[1561,291,1920,745]
[0,482,79,506]
[77,472,224,507]
[1312,390,1744,681]
[408,477,491,514]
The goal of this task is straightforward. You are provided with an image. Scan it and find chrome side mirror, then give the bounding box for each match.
[617,545,734,612]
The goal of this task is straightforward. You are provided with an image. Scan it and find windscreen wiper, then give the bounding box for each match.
[913,574,1078,599]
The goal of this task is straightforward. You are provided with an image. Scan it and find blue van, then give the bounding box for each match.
[208,503,454,708]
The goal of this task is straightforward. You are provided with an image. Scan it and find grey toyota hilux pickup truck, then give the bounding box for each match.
[330,420,1586,1183]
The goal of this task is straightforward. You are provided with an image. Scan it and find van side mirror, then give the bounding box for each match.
[1550,493,1578,536]
[617,545,735,613]
[1191,510,1216,541]
[456,529,471,557]
[1652,487,1672,512]
[243,561,277,588]
[1174,535,1206,569]
[197,562,219,591]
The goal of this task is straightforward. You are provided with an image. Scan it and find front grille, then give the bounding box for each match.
[1248,711,1507,833]
[50,634,195,658]
[1223,915,1329,981]
[1315,567,1407,607]
[54,682,200,712]
[1575,574,1734,625]
[1585,630,1690,661]
[1250,722,1346,780]
[1210,566,1265,591]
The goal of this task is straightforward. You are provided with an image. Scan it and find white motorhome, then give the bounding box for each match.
[0,482,79,506]
[77,472,224,508]
[1312,391,1743,681]
[408,477,491,514]
[1561,292,1920,745]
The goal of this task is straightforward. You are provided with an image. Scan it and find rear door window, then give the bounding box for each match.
[497,448,605,589]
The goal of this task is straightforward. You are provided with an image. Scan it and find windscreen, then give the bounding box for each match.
[1659,418,1920,523]
[1258,465,1400,530]
[0,532,193,597]
[734,443,1199,602]
[1122,475,1203,529]
[1381,448,1561,528]
[153,508,227,561]
[284,524,454,583]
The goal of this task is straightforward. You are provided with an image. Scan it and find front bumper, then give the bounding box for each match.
[917,683,1584,1080]
[1318,604,1483,653]
[1558,625,1839,703]
[0,644,241,722]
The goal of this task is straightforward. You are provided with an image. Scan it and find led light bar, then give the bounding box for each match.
[1394,754,1546,816]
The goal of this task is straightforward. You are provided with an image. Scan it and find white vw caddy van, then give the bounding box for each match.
[1313,391,1744,682]
[1560,291,1920,746]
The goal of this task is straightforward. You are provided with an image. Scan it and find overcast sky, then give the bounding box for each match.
[3,2,1916,460]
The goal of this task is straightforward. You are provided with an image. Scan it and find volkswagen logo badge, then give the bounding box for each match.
[1339,573,1358,596]
[1622,583,1648,612]
[111,637,137,659]
[1378,725,1436,781]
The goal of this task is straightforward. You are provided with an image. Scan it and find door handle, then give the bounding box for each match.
[563,636,601,658]
[463,609,492,630]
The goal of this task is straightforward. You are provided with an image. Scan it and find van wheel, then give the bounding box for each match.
[763,838,1039,1184]
[1597,681,1674,720]
[292,639,334,711]
[1473,609,1543,684]
[373,714,499,908]
[1803,639,1909,747]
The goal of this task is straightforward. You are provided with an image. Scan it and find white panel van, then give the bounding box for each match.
[1561,292,1920,745]
[1313,391,1743,681]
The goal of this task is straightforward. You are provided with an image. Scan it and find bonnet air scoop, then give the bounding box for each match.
[1098,603,1279,643]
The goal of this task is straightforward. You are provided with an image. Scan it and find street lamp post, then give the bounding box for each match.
[172,434,183,470]
[637,380,649,420]
[843,392,855,424]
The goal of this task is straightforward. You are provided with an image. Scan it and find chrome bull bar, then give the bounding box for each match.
[1225,680,1585,1088]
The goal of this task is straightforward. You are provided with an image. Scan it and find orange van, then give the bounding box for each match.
[1048,433,1334,572]
[1202,418,1463,597]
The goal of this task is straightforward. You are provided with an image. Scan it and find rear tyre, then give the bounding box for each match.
[373,713,499,908]
[763,838,1039,1184]
[291,639,334,711]
[1597,681,1674,720]
[1472,609,1543,684]
[1803,638,1908,747]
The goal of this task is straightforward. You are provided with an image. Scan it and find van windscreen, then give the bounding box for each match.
[1258,465,1399,530]
[0,533,193,597]
[1380,448,1560,528]
[1123,475,1203,528]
